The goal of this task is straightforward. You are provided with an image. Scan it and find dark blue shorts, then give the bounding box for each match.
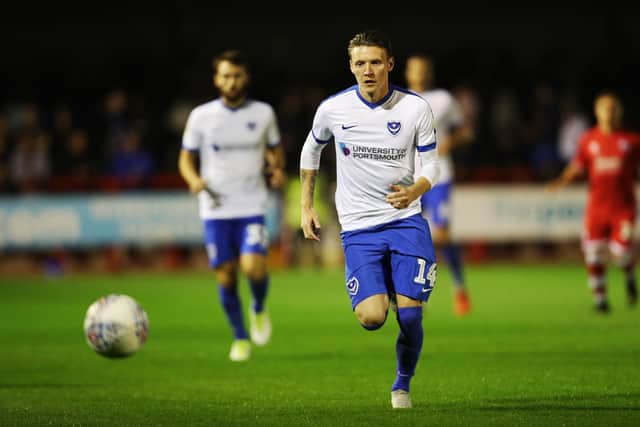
[340,214,437,310]
[420,182,451,227]
[203,215,267,268]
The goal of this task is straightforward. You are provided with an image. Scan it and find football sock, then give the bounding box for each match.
[392,306,423,392]
[442,244,465,288]
[218,285,248,339]
[248,276,269,314]
[623,262,635,283]
[587,263,606,304]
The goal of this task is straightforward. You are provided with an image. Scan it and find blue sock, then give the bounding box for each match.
[392,306,423,392]
[249,276,269,313]
[218,285,248,340]
[442,244,465,288]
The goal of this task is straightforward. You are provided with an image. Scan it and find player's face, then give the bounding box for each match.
[349,46,394,99]
[405,57,433,91]
[595,95,623,129]
[214,61,250,103]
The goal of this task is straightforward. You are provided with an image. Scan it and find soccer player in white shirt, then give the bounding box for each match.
[405,54,474,317]
[179,50,285,362]
[300,30,440,409]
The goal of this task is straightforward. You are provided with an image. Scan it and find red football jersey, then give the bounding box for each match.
[573,127,640,216]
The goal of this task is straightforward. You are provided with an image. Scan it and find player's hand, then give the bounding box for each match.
[301,206,321,241]
[545,179,563,193]
[386,184,417,209]
[188,177,207,194]
[268,166,286,189]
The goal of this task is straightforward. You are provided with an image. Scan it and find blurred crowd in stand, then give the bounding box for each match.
[0,80,602,195]
[0,77,632,274]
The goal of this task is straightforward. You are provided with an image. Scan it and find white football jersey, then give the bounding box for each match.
[182,99,280,219]
[301,85,438,232]
[415,89,463,184]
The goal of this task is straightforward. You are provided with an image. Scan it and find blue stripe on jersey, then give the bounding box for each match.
[312,130,331,144]
[417,142,436,152]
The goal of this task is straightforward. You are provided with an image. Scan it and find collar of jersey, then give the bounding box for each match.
[218,98,250,111]
[355,87,394,109]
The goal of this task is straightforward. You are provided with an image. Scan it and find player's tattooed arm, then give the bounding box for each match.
[300,169,321,241]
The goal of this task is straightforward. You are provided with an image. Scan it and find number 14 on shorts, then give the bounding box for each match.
[414,258,436,292]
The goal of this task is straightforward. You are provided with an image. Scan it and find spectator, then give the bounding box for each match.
[557,92,589,164]
[52,129,94,190]
[9,130,51,192]
[526,82,562,180]
[109,128,154,188]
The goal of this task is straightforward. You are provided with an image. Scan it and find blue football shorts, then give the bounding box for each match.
[203,215,268,268]
[340,214,437,310]
[420,182,452,228]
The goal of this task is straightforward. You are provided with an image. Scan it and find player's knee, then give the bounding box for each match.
[583,244,606,265]
[612,245,633,267]
[246,267,267,282]
[241,255,267,281]
[215,266,237,288]
[355,308,388,331]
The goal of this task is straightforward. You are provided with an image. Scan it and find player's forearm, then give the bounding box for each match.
[559,163,581,185]
[266,145,285,170]
[300,169,318,208]
[409,176,432,199]
[178,150,201,184]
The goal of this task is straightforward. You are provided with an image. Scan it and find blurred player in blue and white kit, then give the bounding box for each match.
[300,31,439,409]
[405,54,474,316]
[179,50,285,362]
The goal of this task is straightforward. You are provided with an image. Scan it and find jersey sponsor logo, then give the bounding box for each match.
[338,143,407,161]
[346,277,359,295]
[387,121,401,135]
[341,124,358,130]
[339,142,351,156]
[594,156,621,172]
[210,142,260,152]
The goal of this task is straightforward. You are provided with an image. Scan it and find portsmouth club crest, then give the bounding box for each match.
[346,277,359,295]
[387,121,401,135]
[247,122,256,131]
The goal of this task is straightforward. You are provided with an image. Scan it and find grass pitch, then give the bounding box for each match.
[1,264,639,426]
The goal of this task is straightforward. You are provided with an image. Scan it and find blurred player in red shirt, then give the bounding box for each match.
[548,91,640,313]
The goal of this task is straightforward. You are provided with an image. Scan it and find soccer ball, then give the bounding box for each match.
[83,294,149,358]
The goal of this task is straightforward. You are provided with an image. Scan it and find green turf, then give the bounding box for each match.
[1,264,639,426]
